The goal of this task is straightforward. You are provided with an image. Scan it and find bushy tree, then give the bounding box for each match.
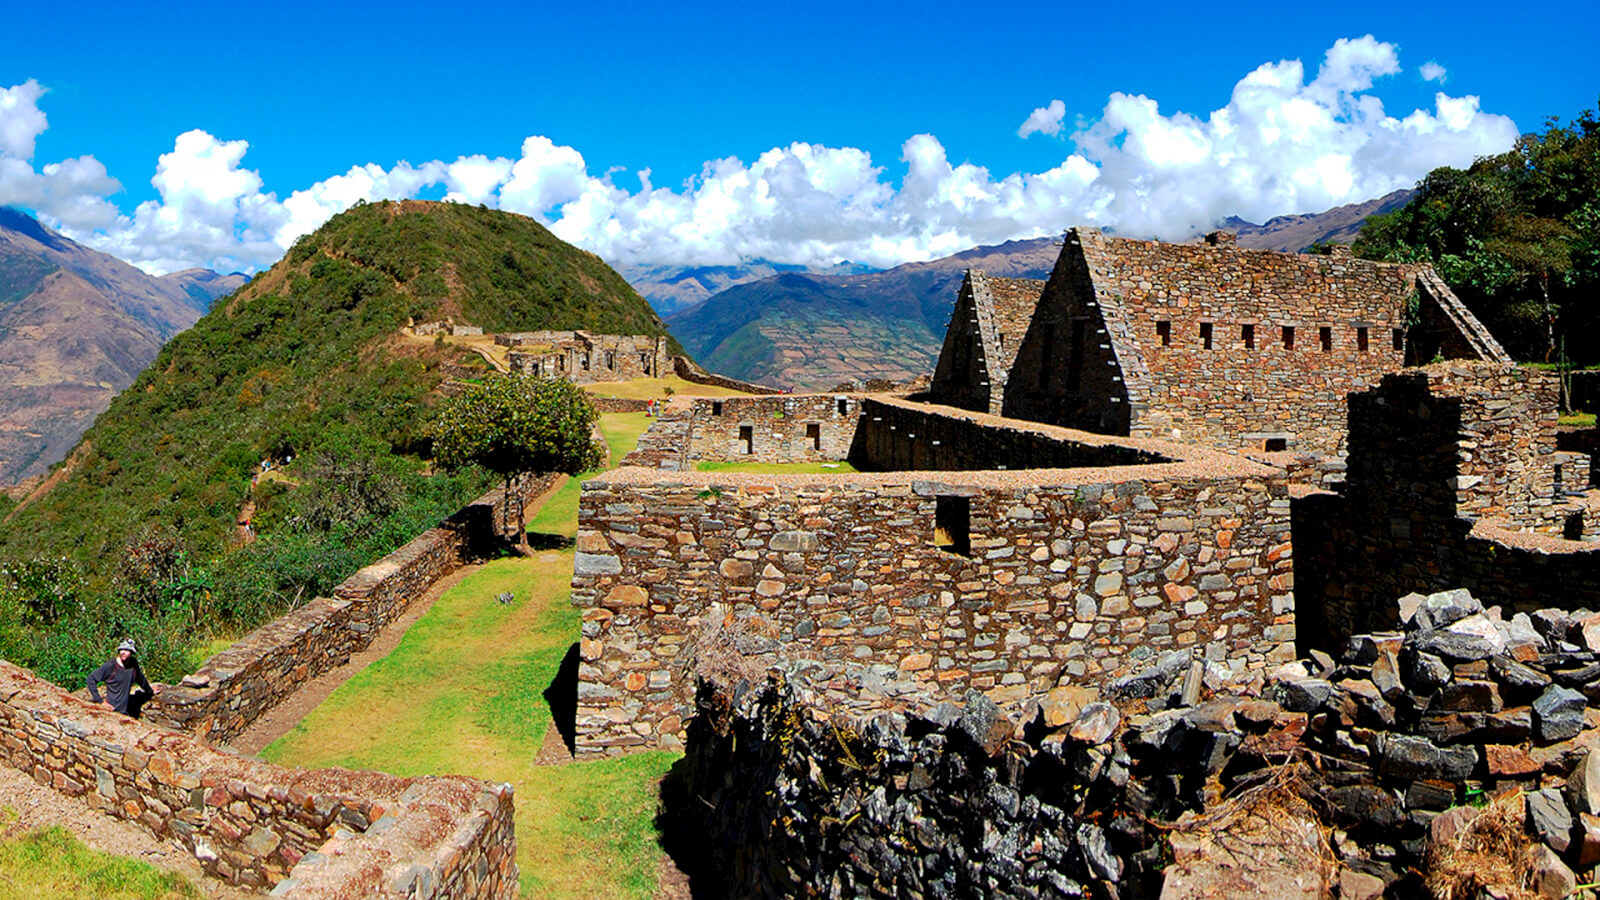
[1355,104,1600,364]
[428,374,604,550]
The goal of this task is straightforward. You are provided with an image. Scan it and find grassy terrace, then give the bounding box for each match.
[0,808,200,899]
[695,459,858,474]
[261,410,674,899]
[583,375,749,399]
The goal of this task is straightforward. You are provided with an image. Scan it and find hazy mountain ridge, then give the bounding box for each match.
[0,209,246,485]
[668,195,1416,387]
[622,259,878,316]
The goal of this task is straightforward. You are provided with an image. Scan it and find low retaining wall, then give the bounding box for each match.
[591,396,650,413]
[854,398,1173,471]
[671,355,783,394]
[148,475,557,744]
[685,394,862,462]
[0,662,516,897]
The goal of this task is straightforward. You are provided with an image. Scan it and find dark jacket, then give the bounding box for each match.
[86,656,153,715]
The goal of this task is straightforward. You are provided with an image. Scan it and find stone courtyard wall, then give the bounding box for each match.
[686,394,862,462]
[853,398,1171,471]
[572,449,1292,756]
[146,475,557,744]
[0,662,516,897]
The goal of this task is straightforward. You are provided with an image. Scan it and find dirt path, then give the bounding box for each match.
[227,475,570,757]
[0,765,263,898]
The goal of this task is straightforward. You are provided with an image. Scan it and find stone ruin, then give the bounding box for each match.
[500,330,668,384]
[571,231,1600,895]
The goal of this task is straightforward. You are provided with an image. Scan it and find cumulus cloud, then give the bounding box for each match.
[1018,100,1067,138]
[1421,61,1448,83]
[0,36,1522,275]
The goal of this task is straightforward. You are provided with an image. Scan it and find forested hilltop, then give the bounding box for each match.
[1355,104,1599,363]
[0,199,672,686]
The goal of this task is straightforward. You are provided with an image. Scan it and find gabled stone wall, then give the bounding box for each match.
[0,662,516,897]
[502,331,668,383]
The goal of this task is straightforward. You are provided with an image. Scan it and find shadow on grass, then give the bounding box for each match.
[655,754,721,899]
[523,531,576,552]
[543,642,579,754]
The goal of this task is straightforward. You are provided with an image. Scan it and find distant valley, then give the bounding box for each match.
[0,209,245,486]
[657,190,1416,388]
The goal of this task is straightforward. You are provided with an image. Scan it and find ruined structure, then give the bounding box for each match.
[927,271,1047,415]
[572,394,1295,756]
[930,229,1509,456]
[501,330,668,383]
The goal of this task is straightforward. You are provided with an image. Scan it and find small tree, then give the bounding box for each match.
[429,374,604,550]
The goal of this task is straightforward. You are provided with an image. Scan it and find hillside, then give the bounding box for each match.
[667,237,1061,388]
[0,209,246,486]
[620,259,877,316]
[669,194,1418,387]
[0,199,671,685]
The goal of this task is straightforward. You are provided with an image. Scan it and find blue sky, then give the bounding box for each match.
[2,0,1595,274]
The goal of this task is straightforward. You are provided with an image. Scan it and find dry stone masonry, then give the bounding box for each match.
[674,588,1600,899]
[501,330,668,384]
[0,662,516,897]
[928,228,1509,458]
[573,395,1293,757]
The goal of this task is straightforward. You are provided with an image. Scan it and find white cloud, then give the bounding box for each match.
[0,38,1522,275]
[1018,100,1067,138]
[1421,61,1448,83]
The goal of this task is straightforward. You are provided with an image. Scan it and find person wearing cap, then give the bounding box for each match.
[86,639,159,718]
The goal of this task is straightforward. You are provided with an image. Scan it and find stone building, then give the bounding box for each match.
[930,228,1509,456]
[501,330,668,384]
[927,271,1046,415]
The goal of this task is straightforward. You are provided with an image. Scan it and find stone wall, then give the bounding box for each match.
[0,662,516,897]
[928,272,1046,415]
[1295,364,1600,646]
[685,395,862,463]
[853,398,1171,472]
[147,476,556,744]
[670,355,784,394]
[572,442,1292,756]
[999,228,1502,458]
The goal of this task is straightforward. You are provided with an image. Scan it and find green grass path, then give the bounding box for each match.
[0,808,200,900]
[262,411,675,899]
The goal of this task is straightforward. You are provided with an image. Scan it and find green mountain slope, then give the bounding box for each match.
[0,199,671,684]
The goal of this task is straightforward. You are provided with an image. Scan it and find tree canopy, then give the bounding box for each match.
[429,374,604,547]
[1354,104,1600,363]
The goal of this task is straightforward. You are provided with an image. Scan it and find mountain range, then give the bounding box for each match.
[659,190,1417,388]
[0,209,246,486]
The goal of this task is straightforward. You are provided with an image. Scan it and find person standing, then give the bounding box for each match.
[86,639,159,718]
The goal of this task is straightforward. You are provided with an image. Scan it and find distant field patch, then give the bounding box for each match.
[695,460,858,474]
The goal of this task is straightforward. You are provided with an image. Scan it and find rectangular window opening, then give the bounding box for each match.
[1319,327,1332,352]
[934,496,971,556]
[806,423,821,451]
[1393,328,1405,352]
[711,400,723,416]
[1357,326,1369,352]
[1156,320,1171,347]
[1264,437,1287,452]
[1200,322,1213,350]
[1282,326,1295,350]
[837,398,848,416]
[739,425,753,455]
[1242,324,1255,350]
[1565,512,1585,541]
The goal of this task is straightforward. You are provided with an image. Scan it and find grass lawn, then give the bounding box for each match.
[695,459,858,474]
[261,411,678,899]
[0,808,201,899]
[1560,411,1597,428]
[584,375,751,399]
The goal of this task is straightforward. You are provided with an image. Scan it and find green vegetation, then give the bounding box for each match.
[695,460,858,474]
[0,249,56,307]
[264,412,676,899]
[1356,105,1600,364]
[0,200,675,687]
[582,375,746,399]
[0,808,201,899]
[431,374,604,551]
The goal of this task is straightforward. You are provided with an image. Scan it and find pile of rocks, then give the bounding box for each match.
[676,588,1600,899]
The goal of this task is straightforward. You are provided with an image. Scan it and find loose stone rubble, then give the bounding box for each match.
[676,588,1600,899]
